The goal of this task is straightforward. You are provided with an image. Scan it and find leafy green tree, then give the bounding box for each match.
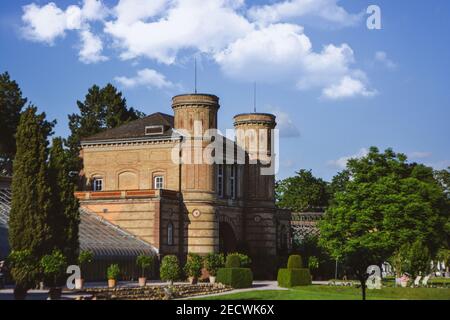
[319,147,448,299]
[160,255,180,285]
[7,250,40,299]
[40,249,68,288]
[67,84,144,171]
[276,169,329,212]
[48,137,80,264]
[0,72,27,175]
[400,241,431,278]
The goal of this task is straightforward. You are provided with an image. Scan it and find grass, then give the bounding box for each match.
[195,285,450,300]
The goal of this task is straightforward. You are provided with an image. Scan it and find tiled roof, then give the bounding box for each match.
[81,112,176,143]
[0,189,156,260]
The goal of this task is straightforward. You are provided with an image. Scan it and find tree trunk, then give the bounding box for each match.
[360,281,366,300]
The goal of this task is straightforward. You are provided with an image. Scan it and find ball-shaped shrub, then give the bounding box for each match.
[160,255,180,284]
[287,255,302,269]
[204,253,225,276]
[225,254,241,268]
[183,253,203,278]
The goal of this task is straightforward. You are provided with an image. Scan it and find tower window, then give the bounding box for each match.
[167,222,174,246]
[92,178,103,191]
[154,176,164,189]
[217,164,224,198]
[230,165,236,199]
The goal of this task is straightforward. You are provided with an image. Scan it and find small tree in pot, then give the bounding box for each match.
[136,254,154,287]
[8,250,40,300]
[107,264,120,288]
[183,253,203,284]
[308,256,319,280]
[204,253,224,284]
[76,250,93,289]
[40,250,68,300]
[160,255,180,286]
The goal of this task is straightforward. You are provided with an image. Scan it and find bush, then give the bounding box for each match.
[183,253,203,278]
[287,255,302,269]
[204,253,224,276]
[136,254,154,278]
[160,255,180,284]
[78,250,93,276]
[217,268,253,288]
[308,256,319,271]
[227,252,252,267]
[225,254,241,268]
[8,250,40,291]
[40,250,68,287]
[107,264,120,280]
[277,268,311,288]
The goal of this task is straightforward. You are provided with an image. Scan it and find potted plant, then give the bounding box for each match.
[183,253,203,284]
[40,250,68,300]
[76,250,93,289]
[107,264,120,288]
[160,255,180,286]
[204,253,224,284]
[8,250,40,300]
[136,254,154,287]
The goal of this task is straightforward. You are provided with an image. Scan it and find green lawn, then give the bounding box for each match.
[195,285,450,300]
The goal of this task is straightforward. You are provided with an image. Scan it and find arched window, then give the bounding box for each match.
[167,222,174,246]
[92,177,103,191]
[154,176,164,189]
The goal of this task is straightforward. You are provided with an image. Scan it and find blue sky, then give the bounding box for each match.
[1,0,449,180]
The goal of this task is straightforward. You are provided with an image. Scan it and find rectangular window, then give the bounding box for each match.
[230,165,236,199]
[93,178,103,191]
[154,176,164,189]
[145,125,164,135]
[217,164,223,197]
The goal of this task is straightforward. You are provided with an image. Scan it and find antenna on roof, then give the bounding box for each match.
[253,81,256,113]
[194,56,197,94]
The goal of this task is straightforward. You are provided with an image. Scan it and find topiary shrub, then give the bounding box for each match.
[217,268,253,288]
[225,254,241,268]
[160,255,180,285]
[227,252,252,267]
[183,253,203,280]
[277,268,311,288]
[287,255,302,269]
[204,253,224,277]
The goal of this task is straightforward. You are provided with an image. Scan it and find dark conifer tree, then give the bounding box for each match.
[8,106,55,290]
[48,137,80,265]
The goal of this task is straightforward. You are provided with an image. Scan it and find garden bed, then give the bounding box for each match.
[81,283,232,300]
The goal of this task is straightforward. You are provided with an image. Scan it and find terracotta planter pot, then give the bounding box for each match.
[209,276,216,284]
[108,279,116,288]
[75,278,84,290]
[48,287,62,300]
[188,277,198,285]
[138,277,147,287]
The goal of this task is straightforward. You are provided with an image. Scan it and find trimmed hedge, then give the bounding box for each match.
[217,268,253,288]
[287,255,302,269]
[277,268,311,288]
[225,255,241,268]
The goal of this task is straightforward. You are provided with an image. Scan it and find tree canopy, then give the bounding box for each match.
[0,72,27,175]
[319,147,449,299]
[276,169,329,212]
[67,83,144,170]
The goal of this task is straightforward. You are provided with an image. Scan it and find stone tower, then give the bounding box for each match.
[172,94,220,254]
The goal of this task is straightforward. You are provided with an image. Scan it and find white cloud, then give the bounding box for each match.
[115,68,175,89]
[20,0,376,99]
[104,0,253,64]
[375,51,396,69]
[328,148,368,169]
[322,76,376,100]
[266,106,300,138]
[79,29,108,63]
[248,0,362,26]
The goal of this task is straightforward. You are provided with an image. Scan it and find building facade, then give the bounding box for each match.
[76,93,291,277]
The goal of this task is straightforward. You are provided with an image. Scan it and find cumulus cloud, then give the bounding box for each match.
[408,151,432,159]
[327,148,368,169]
[248,0,362,26]
[20,0,375,99]
[115,68,175,89]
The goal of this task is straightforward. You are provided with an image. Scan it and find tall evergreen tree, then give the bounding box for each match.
[0,72,27,175]
[48,137,80,265]
[8,106,55,290]
[67,84,144,171]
